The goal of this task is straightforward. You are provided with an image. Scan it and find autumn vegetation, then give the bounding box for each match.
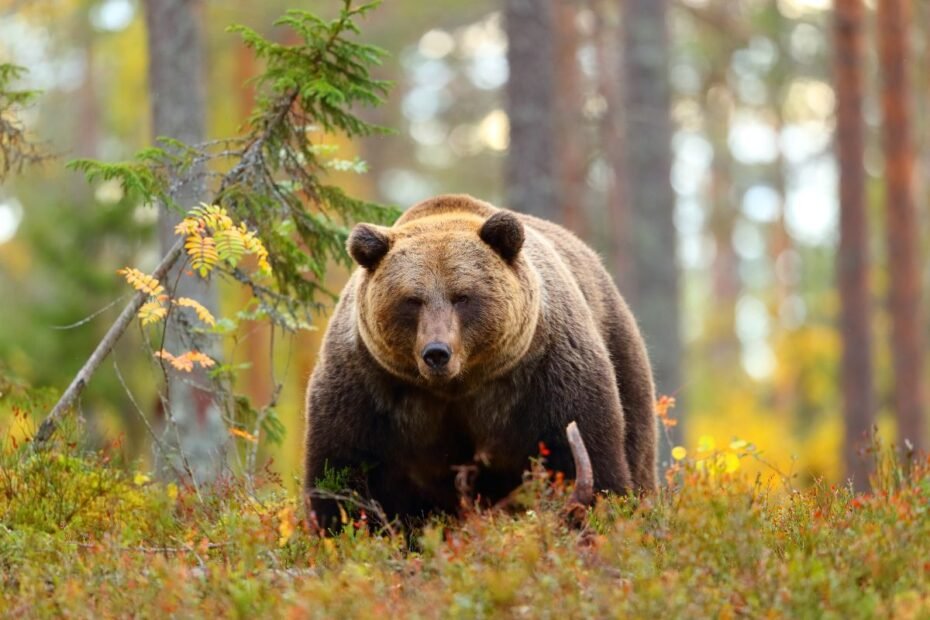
[3,400,930,617]
[3,0,930,615]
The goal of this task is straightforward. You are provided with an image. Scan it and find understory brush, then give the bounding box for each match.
[1,413,929,619]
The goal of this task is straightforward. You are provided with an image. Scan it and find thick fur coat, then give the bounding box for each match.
[304,194,657,525]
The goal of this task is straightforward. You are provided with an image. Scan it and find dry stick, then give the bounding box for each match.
[562,422,595,529]
[34,239,185,447]
[34,90,300,449]
[112,357,183,480]
[566,421,594,507]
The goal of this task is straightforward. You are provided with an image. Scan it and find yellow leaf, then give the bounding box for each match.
[174,219,200,236]
[214,229,246,267]
[194,203,233,231]
[671,446,687,461]
[277,505,295,547]
[166,483,179,500]
[133,472,151,486]
[698,435,716,453]
[729,439,748,451]
[724,452,740,473]
[175,297,216,326]
[138,300,167,325]
[184,233,219,277]
[240,226,272,275]
[323,538,336,558]
[118,267,164,296]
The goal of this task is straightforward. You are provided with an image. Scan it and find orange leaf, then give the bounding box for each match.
[175,297,216,326]
[230,427,258,443]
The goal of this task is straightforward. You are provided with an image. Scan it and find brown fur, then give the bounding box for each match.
[304,194,657,526]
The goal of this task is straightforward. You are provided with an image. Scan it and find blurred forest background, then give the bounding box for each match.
[1,0,927,490]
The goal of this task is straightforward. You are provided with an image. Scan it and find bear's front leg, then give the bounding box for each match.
[303,365,386,532]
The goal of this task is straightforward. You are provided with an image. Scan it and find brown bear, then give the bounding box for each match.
[304,194,657,527]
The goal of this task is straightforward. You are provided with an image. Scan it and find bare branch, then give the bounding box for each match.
[49,294,131,330]
[562,421,594,528]
[567,421,594,506]
[34,88,299,449]
[34,238,185,447]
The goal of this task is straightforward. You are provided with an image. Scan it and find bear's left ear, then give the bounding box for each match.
[348,223,392,270]
[479,211,524,262]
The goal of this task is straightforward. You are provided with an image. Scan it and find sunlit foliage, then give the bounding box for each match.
[0,63,44,181]
[1,394,929,617]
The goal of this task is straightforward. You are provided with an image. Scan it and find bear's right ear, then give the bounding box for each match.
[479,211,524,263]
[347,224,392,270]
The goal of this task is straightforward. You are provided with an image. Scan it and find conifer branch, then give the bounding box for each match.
[36,1,395,448]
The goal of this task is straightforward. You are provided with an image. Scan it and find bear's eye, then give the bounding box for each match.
[452,294,470,307]
[402,296,423,309]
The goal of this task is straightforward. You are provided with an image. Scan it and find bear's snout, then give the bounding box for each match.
[421,342,452,370]
[415,302,462,381]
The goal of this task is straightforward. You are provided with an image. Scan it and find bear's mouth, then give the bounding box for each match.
[416,357,462,383]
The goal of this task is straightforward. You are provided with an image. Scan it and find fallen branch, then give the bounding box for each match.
[562,420,594,527]
[34,91,299,449]
[34,239,184,447]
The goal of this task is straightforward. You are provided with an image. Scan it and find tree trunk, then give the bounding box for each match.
[834,0,874,490]
[705,84,741,370]
[594,0,634,297]
[552,0,586,235]
[621,0,682,455]
[233,40,273,409]
[144,0,225,483]
[504,0,557,221]
[877,0,925,453]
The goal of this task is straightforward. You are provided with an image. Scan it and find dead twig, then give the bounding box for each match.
[33,239,185,448]
[76,541,230,554]
[305,488,398,539]
[33,89,299,449]
[453,463,479,514]
[562,421,594,528]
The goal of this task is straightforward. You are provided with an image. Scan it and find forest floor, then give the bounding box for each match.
[2,412,929,619]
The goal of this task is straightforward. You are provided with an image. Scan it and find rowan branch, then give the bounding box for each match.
[34,239,184,446]
[34,90,298,449]
[34,1,386,448]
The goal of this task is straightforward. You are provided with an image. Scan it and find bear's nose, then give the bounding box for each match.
[422,342,452,370]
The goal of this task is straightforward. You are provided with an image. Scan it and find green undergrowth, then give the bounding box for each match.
[1,419,929,619]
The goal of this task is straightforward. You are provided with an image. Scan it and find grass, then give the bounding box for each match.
[1,409,929,619]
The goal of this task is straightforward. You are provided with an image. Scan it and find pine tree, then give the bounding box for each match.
[834,0,874,489]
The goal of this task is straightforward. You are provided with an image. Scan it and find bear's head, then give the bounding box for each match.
[348,210,541,391]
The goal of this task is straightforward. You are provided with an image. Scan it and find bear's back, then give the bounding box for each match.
[396,194,497,226]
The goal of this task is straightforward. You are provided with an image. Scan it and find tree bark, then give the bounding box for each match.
[834,0,874,490]
[594,0,634,297]
[144,0,225,482]
[621,0,682,455]
[877,0,925,452]
[504,0,557,221]
[706,83,741,369]
[552,0,586,235]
